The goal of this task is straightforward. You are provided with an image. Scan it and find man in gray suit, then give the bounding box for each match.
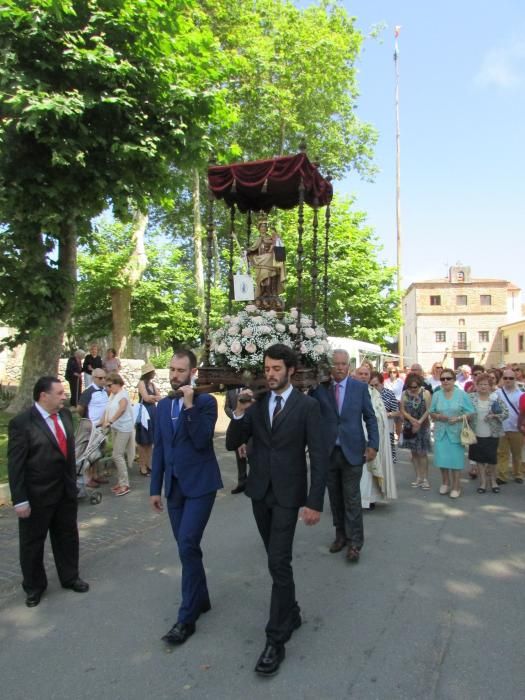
[311,350,379,563]
[226,344,327,677]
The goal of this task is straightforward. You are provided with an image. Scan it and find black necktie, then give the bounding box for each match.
[272,395,283,424]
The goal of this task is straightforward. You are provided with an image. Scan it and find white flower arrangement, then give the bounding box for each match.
[210,306,332,371]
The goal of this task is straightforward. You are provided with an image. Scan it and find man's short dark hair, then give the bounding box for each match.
[33,376,61,402]
[173,348,197,369]
[263,343,298,370]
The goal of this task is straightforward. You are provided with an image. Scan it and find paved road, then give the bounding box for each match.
[1,435,525,700]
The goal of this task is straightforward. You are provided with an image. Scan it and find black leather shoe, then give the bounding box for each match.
[25,591,43,608]
[231,483,246,494]
[329,538,346,553]
[63,578,90,593]
[162,622,196,645]
[255,642,285,676]
[346,546,360,563]
[515,478,524,484]
[200,600,211,615]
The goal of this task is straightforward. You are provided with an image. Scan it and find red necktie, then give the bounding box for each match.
[50,413,68,457]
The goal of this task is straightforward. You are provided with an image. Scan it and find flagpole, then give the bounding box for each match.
[394,26,403,368]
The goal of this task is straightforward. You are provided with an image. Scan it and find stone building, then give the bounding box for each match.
[403,265,521,370]
[499,318,525,366]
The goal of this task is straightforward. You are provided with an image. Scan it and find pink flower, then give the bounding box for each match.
[245,304,257,313]
[275,323,286,333]
[289,324,298,334]
[245,342,257,353]
[304,327,316,338]
[230,340,242,354]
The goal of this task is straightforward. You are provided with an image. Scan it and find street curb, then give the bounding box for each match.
[0,482,11,507]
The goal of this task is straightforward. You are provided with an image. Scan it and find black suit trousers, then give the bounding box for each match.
[18,495,80,593]
[252,487,300,646]
[328,447,364,549]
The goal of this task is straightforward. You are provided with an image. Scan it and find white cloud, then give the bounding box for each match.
[475,40,525,88]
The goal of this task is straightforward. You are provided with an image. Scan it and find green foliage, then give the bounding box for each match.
[278,198,400,345]
[208,0,377,178]
[72,216,229,351]
[0,0,233,344]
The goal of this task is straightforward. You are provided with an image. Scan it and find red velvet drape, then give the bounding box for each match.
[208,153,333,212]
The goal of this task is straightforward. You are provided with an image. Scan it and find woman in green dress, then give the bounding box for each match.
[430,369,475,499]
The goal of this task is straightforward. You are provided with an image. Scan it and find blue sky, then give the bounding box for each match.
[333,0,525,293]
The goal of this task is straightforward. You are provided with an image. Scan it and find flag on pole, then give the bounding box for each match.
[394,25,401,59]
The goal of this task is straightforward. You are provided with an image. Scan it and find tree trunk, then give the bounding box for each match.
[111,208,148,356]
[7,223,77,413]
[192,167,206,333]
[212,227,220,285]
[111,286,132,358]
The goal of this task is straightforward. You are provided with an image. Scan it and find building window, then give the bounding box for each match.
[456,295,468,306]
[504,337,509,353]
[457,332,467,350]
[519,334,524,352]
[479,331,489,343]
[457,271,465,282]
[458,318,465,326]
[480,294,492,305]
[430,295,441,306]
[435,331,446,343]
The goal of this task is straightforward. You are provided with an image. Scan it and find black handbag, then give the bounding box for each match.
[402,424,414,440]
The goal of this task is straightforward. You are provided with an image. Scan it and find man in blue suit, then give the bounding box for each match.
[311,349,379,563]
[150,350,223,645]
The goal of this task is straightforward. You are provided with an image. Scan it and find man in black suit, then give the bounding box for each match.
[8,376,89,607]
[311,350,379,563]
[226,344,327,676]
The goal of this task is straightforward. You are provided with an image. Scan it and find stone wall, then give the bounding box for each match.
[0,351,171,400]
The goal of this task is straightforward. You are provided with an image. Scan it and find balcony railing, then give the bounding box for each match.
[452,341,471,351]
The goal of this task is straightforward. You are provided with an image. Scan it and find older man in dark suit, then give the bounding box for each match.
[8,376,89,607]
[311,350,379,563]
[226,343,328,677]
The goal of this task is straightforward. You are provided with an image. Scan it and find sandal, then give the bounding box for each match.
[469,469,478,479]
[114,486,130,497]
[476,487,486,494]
[410,480,422,488]
[139,468,150,476]
[421,479,431,490]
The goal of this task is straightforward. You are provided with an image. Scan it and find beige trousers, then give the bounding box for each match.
[111,429,135,487]
[497,431,524,480]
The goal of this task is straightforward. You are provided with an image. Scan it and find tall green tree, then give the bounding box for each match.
[0,0,231,409]
[72,219,228,351]
[276,198,400,344]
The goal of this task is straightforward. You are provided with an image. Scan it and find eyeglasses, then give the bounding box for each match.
[93,375,106,380]
[473,371,483,376]
[440,377,454,381]
[434,366,443,369]
[503,376,515,380]
[407,385,419,389]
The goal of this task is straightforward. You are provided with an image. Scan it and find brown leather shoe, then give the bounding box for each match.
[329,538,346,553]
[346,546,360,563]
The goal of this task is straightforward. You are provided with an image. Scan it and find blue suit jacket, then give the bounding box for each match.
[150,393,223,499]
[311,378,379,466]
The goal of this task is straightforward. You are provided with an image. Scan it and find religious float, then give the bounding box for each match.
[196,145,334,392]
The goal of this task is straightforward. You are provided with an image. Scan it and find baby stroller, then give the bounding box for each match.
[75,418,107,505]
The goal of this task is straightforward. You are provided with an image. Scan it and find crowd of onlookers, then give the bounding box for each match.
[65,343,525,504]
[66,343,161,498]
[377,360,525,499]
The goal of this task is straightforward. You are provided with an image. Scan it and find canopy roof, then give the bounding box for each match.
[208,152,333,212]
